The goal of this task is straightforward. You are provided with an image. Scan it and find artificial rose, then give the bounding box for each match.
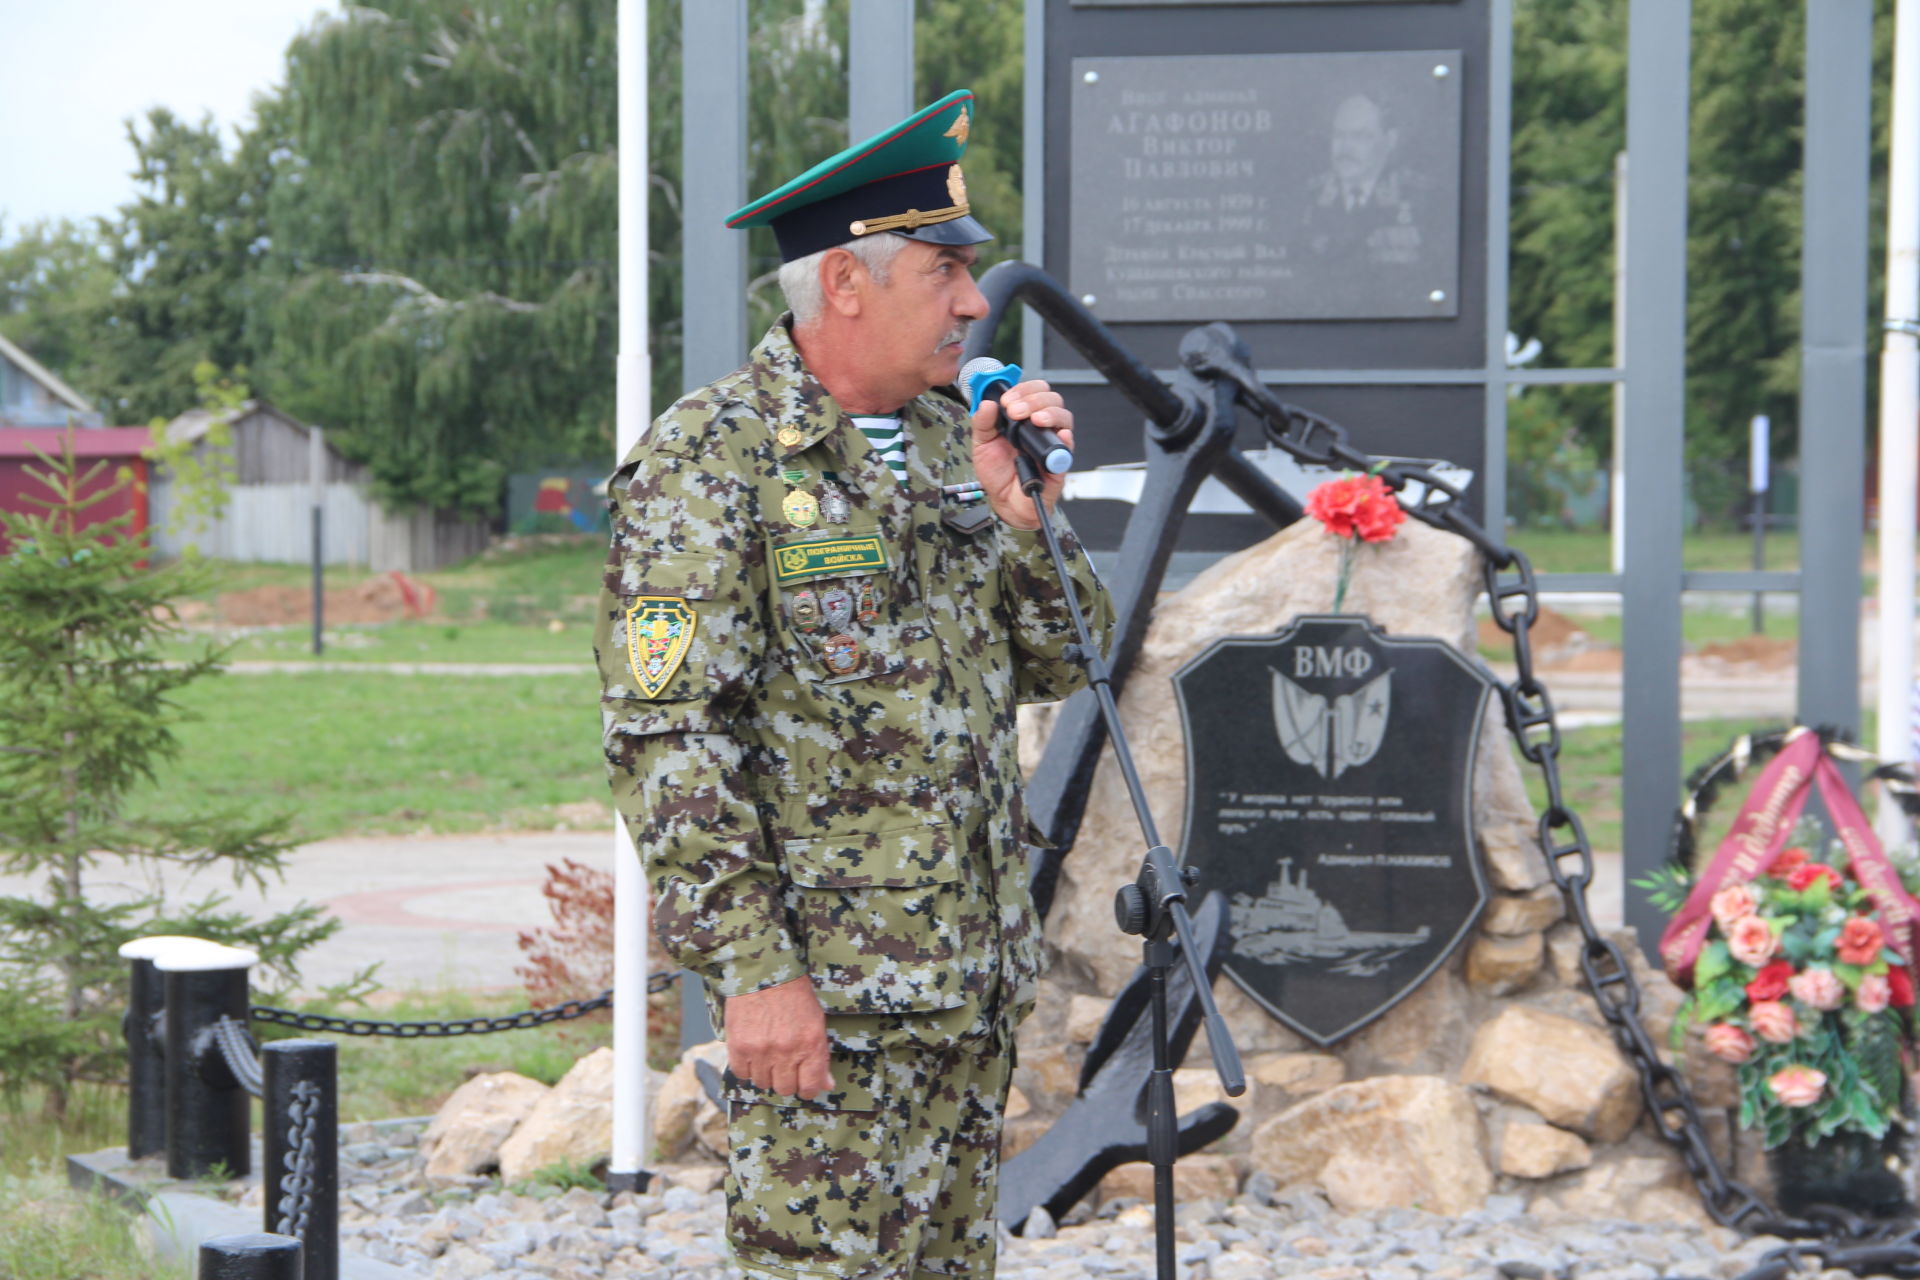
[1787,862,1842,892]
[1709,883,1757,932]
[1857,973,1892,1013]
[1766,1065,1828,1108]
[1837,917,1884,966]
[1703,1023,1756,1064]
[1745,960,1793,1003]
[1767,847,1810,878]
[1727,915,1780,968]
[1891,966,1916,1009]
[1749,1000,1799,1043]
[1787,967,1846,1011]
[1306,474,1405,544]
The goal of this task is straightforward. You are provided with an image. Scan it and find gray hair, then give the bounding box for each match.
[780,233,910,325]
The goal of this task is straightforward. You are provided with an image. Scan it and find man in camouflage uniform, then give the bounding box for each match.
[596,90,1112,1278]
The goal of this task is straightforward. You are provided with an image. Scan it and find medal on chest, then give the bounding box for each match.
[822,632,860,675]
[821,588,854,631]
[783,488,819,527]
[821,482,851,524]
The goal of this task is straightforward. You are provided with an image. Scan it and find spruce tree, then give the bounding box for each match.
[0,437,336,1114]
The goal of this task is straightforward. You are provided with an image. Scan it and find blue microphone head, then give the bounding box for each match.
[961,358,1021,416]
[1042,445,1073,475]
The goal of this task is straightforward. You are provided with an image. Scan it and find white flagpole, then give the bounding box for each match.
[610,0,653,1192]
[1879,0,1920,844]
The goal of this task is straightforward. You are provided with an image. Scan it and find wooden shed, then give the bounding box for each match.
[150,402,492,571]
[0,427,152,554]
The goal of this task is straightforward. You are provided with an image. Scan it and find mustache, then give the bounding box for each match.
[936,322,972,352]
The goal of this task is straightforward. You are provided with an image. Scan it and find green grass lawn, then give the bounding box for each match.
[127,670,604,842]
[1512,527,1801,575]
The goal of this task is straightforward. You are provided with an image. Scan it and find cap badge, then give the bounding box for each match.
[944,108,970,146]
[947,165,968,206]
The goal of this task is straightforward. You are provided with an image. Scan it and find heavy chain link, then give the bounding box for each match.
[275,1079,320,1241]
[211,1015,264,1097]
[1236,386,1920,1276]
[249,971,677,1038]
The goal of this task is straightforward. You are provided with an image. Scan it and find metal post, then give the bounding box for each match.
[309,427,324,656]
[1797,0,1873,741]
[199,1234,303,1280]
[154,940,259,1180]
[609,0,655,1197]
[1878,0,1920,844]
[262,1041,338,1280]
[849,0,914,141]
[119,935,203,1159]
[1610,150,1628,575]
[1751,414,1770,634]
[1620,0,1692,957]
[680,964,714,1047]
[680,0,748,386]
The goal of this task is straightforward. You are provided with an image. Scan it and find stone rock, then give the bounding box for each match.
[1529,1155,1704,1228]
[1346,960,1474,1074]
[1173,1067,1229,1117]
[421,1072,550,1184]
[1249,1075,1491,1216]
[1482,885,1566,936]
[1498,1123,1593,1178]
[498,1047,616,1183]
[1020,517,1533,995]
[653,1041,726,1159]
[1066,994,1112,1045]
[1481,820,1550,894]
[1098,1154,1241,1205]
[1005,1085,1033,1120]
[1466,931,1545,995]
[1461,1006,1642,1142]
[653,1161,726,1195]
[1248,1052,1346,1115]
[1015,1038,1086,1107]
[1001,1114,1051,1162]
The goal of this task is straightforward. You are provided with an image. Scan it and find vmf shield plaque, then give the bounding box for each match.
[1172,615,1493,1046]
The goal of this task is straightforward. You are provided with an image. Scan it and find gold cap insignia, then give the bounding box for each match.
[944,107,970,146]
[947,164,968,206]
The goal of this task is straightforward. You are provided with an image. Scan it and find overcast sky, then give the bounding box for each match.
[0,0,335,237]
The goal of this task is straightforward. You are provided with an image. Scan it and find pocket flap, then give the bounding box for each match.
[783,821,958,889]
[625,553,726,599]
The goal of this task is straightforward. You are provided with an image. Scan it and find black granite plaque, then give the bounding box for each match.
[1069,51,1462,323]
[1172,615,1492,1046]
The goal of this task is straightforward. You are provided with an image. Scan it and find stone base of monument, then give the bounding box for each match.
[1013,513,1753,1228]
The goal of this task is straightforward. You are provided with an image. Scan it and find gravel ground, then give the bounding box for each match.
[238,1120,1862,1280]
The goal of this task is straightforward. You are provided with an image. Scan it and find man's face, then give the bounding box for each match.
[858,239,990,396]
[1331,95,1393,189]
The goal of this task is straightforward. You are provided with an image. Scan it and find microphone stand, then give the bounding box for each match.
[1009,453,1247,1280]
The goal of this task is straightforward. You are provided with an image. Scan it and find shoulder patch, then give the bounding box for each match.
[626,596,697,697]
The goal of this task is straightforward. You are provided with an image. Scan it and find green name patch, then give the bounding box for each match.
[772,535,889,583]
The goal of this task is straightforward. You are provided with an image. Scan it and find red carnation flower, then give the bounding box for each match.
[1768,847,1810,878]
[1306,474,1406,544]
[1745,960,1793,1003]
[1787,863,1841,892]
[1837,917,1885,967]
[1890,966,1916,1009]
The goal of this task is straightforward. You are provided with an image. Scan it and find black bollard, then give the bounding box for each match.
[262,1040,339,1280]
[121,951,168,1159]
[157,943,257,1181]
[199,1232,304,1280]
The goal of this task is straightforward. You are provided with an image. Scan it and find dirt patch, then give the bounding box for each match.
[215,575,434,626]
[1478,604,1601,667]
[1695,634,1797,672]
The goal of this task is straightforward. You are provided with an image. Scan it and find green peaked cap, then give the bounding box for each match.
[726,89,992,263]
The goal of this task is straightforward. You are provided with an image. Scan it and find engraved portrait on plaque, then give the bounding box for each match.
[1172,615,1493,1046]
[1069,51,1463,323]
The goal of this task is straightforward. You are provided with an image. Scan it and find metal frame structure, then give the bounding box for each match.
[1020,0,1873,955]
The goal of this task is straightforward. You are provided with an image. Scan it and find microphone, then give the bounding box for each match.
[960,358,1073,478]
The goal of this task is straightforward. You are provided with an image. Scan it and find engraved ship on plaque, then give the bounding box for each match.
[1229,858,1430,972]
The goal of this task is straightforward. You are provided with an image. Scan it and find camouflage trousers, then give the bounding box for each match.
[723,1037,1012,1279]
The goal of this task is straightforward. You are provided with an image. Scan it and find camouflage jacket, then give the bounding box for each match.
[596,320,1112,1048]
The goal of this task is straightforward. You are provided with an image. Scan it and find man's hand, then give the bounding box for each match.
[969,379,1074,531]
[724,976,834,1098]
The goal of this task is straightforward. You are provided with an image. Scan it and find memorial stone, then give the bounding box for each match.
[1172,614,1493,1045]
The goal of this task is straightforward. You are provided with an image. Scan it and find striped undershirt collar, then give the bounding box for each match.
[851,415,908,486]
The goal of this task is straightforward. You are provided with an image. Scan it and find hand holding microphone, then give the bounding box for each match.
[962,359,1075,481]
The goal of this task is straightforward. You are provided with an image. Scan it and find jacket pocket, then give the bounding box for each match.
[782,819,967,1016]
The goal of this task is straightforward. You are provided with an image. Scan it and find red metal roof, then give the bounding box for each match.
[0,427,154,459]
